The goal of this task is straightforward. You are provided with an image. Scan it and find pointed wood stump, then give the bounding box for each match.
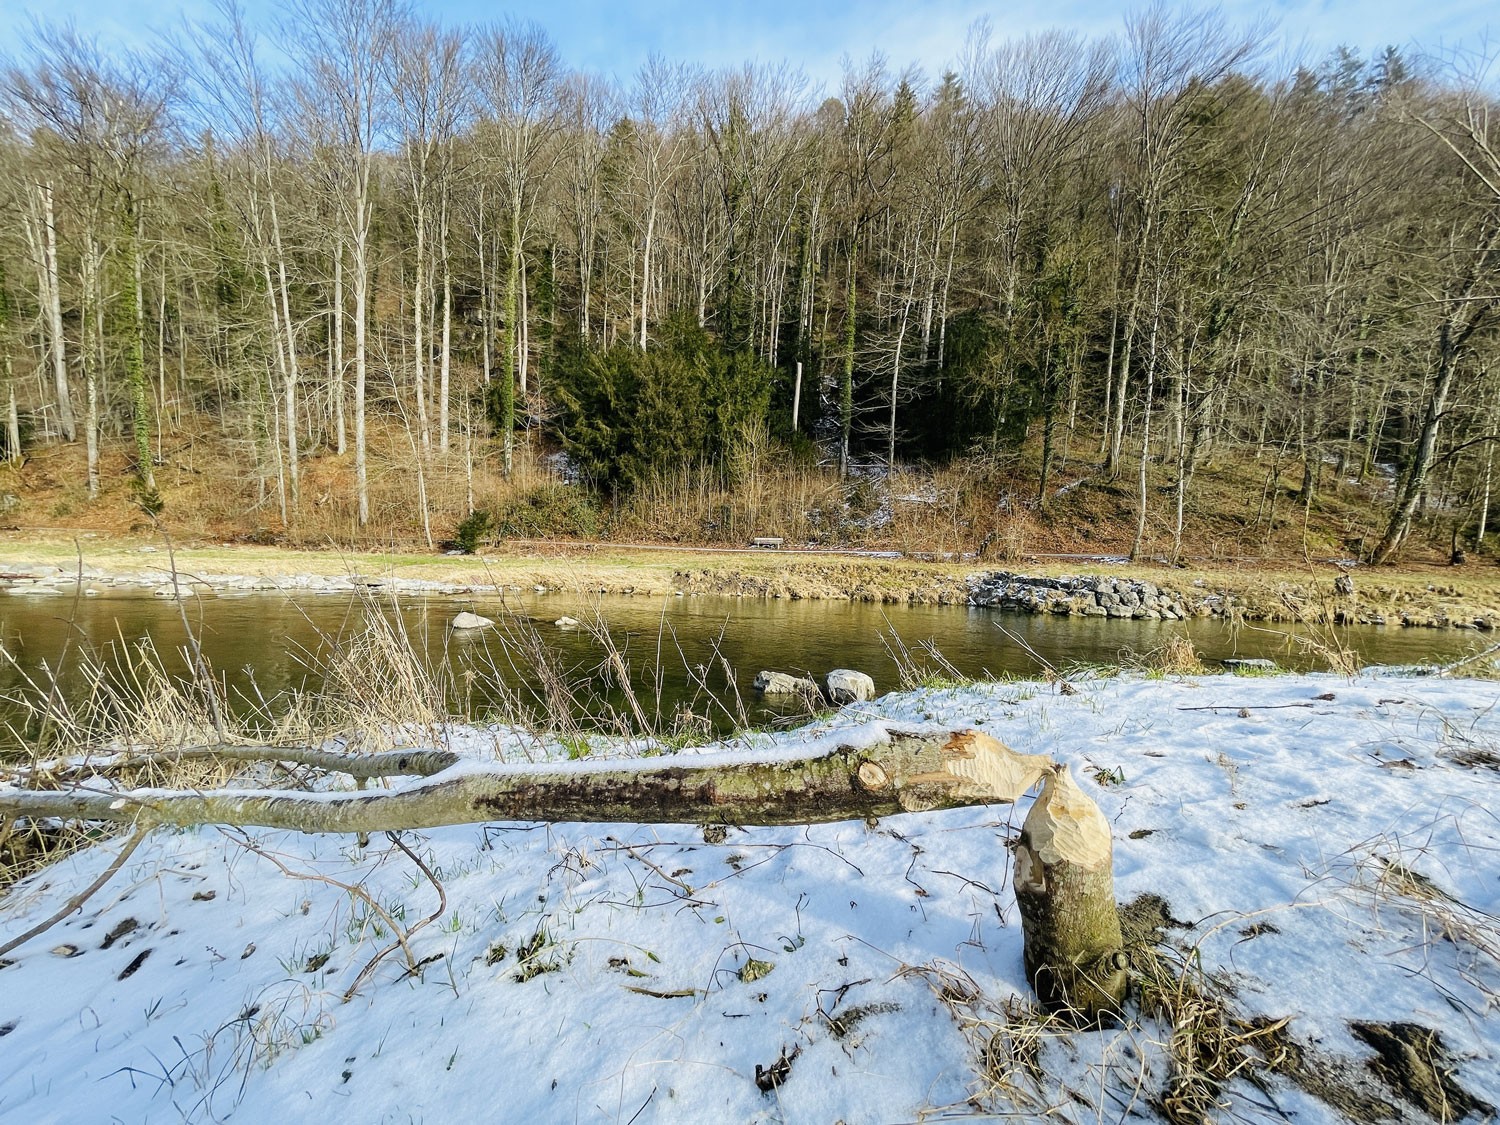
[1013,762,1127,1024]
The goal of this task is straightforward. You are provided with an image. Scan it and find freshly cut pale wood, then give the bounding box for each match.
[903,729,1052,808]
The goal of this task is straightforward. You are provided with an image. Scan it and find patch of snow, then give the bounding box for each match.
[2,672,1499,1123]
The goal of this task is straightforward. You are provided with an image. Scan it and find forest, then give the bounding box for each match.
[0,0,1497,563]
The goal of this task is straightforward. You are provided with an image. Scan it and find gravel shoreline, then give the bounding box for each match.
[2,549,1496,632]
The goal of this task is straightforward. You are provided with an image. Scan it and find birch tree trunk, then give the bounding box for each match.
[412,203,431,460]
[82,232,102,500]
[28,184,74,442]
[352,181,371,527]
[438,201,453,452]
[840,241,857,477]
[122,200,156,494]
[333,246,347,455]
[267,192,299,510]
[0,729,1053,836]
[5,384,19,464]
[498,202,520,476]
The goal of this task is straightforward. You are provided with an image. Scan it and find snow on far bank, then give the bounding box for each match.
[1,671,1498,1125]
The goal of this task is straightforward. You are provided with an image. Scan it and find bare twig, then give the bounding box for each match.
[221,828,420,986]
[341,832,449,1002]
[158,524,229,743]
[0,825,148,959]
[1177,702,1314,711]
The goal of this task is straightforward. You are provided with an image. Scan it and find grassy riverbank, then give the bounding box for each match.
[2,531,1499,630]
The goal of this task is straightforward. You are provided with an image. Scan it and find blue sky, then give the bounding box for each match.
[2,0,1493,91]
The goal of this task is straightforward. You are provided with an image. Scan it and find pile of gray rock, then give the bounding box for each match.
[968,572,1213,621]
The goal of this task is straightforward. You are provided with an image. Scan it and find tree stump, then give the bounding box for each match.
[1013,762,1127,1024]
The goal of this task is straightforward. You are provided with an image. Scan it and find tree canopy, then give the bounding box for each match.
[0,11,1495,558]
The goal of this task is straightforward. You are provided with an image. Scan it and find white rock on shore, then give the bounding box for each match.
[753,670,820,697]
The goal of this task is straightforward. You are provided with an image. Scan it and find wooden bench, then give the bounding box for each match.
[749,537,784,549]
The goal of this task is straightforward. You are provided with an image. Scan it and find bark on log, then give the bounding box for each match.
[19,745,460,786]
[1013,762,1127,1025]
[0,729,1052,836]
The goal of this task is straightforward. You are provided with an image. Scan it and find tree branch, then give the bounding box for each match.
[18,744,460,786]
[0,825,148,959]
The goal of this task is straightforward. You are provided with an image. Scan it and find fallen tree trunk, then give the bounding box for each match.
[1,729,1053,835]
[4,728,1130,1020]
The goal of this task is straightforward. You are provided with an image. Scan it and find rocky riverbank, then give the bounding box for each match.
[967,569,1497,631]
[970,572,1202,620]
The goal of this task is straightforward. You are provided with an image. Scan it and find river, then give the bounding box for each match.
[0,586,1485,743]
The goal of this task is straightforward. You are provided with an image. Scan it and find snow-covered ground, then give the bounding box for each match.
[2,671,1498,1124]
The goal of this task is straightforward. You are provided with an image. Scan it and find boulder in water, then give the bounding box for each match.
[753,670,820,697]
[452,611,495,631]
[824,669,876,704]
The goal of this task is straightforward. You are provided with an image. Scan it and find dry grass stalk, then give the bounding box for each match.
[1336,828,1500,1008]
[1281,590,1363,675]
[1129,942,1290,1125]
[1,635,233,763]
[221,828,448,1003]
[0,818,111,896]
[293,605,448,751]
[897,960,1093,1116]
[1130,635,1206,677]
[880,626,971,690]
[900,937,1295,1123]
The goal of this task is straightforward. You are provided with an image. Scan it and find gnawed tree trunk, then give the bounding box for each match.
[1,729,1051,835]
[1013,762,1127,1024]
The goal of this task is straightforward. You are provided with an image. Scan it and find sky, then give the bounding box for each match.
[1,0,1494,93]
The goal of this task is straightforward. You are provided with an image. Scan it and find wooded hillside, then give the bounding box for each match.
[0,4,1496,561]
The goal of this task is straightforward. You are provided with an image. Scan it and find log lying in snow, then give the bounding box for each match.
[4,729,1129,1021]
[0,729,1054,836]
[1013,762,1128,1024]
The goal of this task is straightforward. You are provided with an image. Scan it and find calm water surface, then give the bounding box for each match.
[0,586,1485,739]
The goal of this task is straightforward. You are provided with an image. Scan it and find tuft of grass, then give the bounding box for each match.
[0,819,113,895]
[512,924,568,983]
[1129,635,1206,678]
[1129,941,1292,1124]
[1333,825,1500,1009]
[881,626,974,691]
[559,734,593,761]
[1086,764,1127,787]
[906,933,1295,1124]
